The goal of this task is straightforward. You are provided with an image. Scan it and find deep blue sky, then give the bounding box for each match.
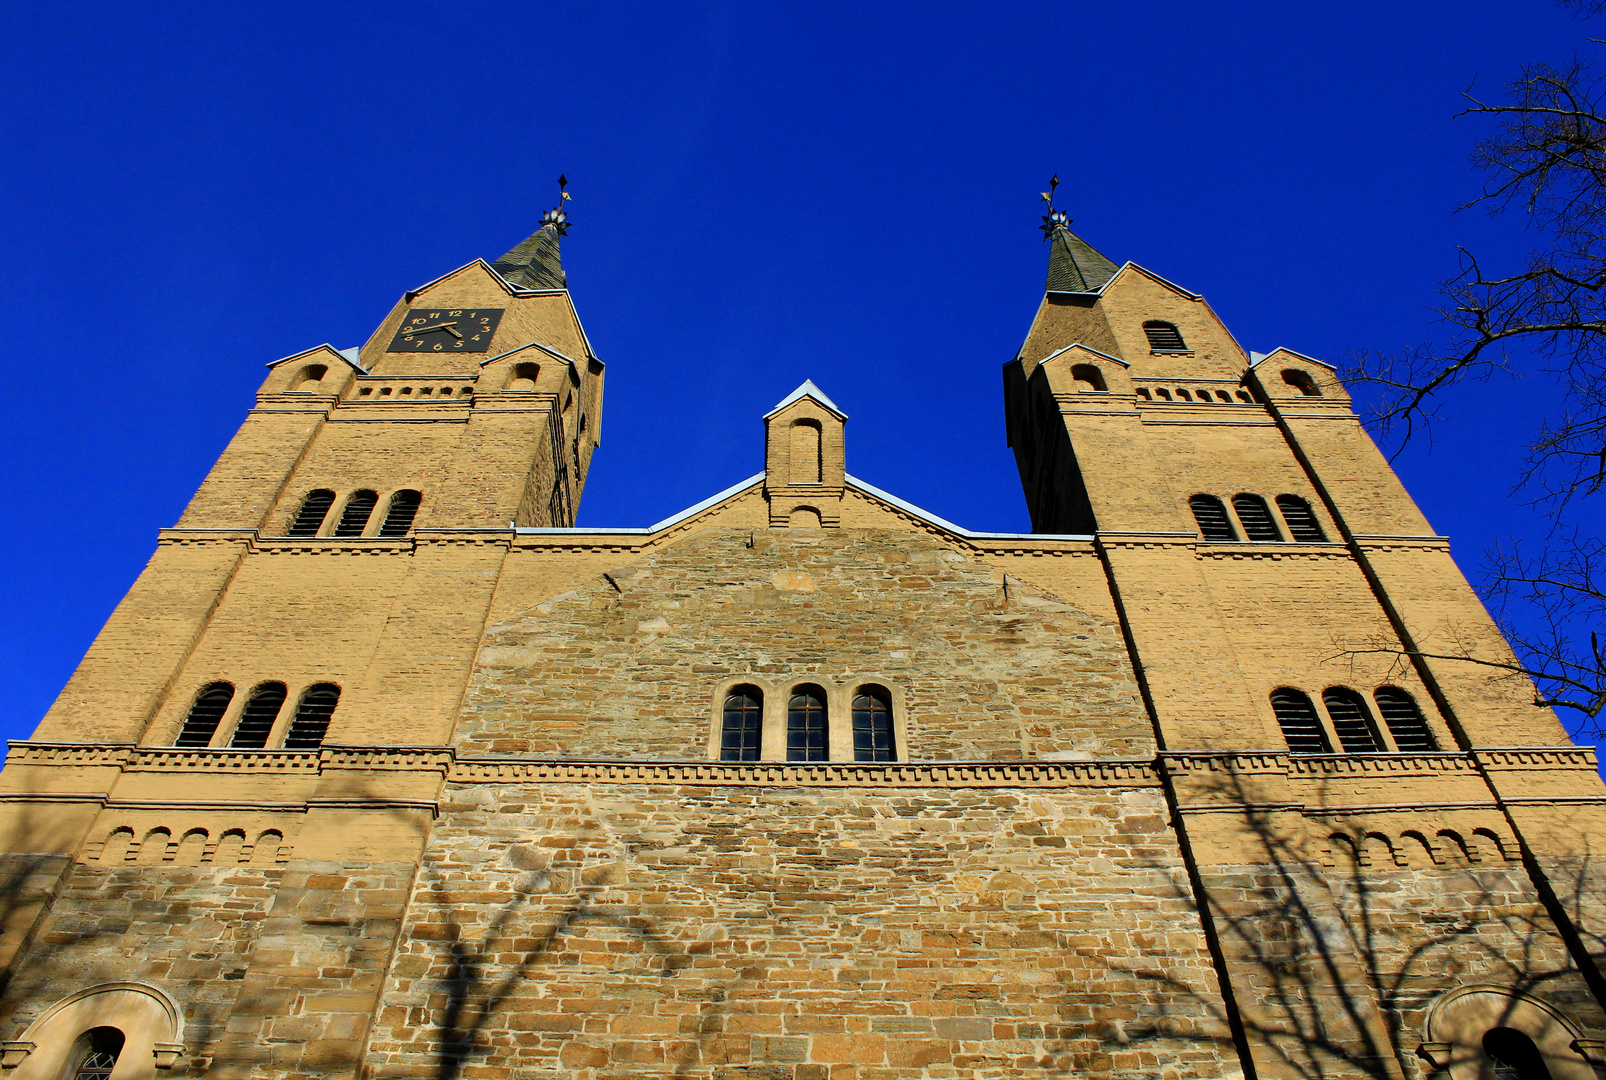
[3,2,1601,750]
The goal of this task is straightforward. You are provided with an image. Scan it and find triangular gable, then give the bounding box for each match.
[480,339,589,374]
[764,380,847,421]
[265,343,367,373]
[1249,347,1337,373]
[404,259,525,304]
[1046,260,1203,302]
[1038,343,1130,370]
[517,474,766,537]
[844,476,1092,541]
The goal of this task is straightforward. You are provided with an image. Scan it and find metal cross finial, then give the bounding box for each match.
[1039,174,1068,240]
[541,174,572,236]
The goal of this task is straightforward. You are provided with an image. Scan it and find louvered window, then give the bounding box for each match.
[787,686,828,762]
[1374,687,1438,751]
[283,684,340,749]
[720,686,763,761]
[379,491,422,536]
[288,490,335,537]
[852,686,896,762]
[70,1029,123,1080]
[334,490,378,537]
[176,683,233,747]
[1270,689,1331,754]
[1232,494,1283,541]
[230,683,287,748]
[1322,688,1384,753]
[1143,321,1188,351]
[1275,495,1327,542]
[1189,495,1237,541]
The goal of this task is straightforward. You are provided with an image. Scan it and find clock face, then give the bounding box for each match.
[387,307,504,353]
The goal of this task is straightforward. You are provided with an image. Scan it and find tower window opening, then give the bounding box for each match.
[290,364,327,392]
[720,686,763,762]
[283,683,340,749]
[1136,388,1152,400]
[230,682,287,748]
[1322,688,1384,753]
[1270,688,1332,754]
[1143,321,1188,351]
[506,362,539,392]
[1216,390,1233,402]
[1232,494,1284,541]
[1482,1028,1552,1080]
[1155,388,1173,401]
[379,490,422,536]
[69,1027,125,1080]
[790,419,823,483]
[288,489,335,537]
[1235,389,1253,402]
[787,685,828,762]
[1282,369,1322,396]
[1070,364,1107,392]
[334,490,378,537]
[176,682,234,747]
[852,686,896,761]
[1176,388,1192,401]
[1275,494,1327,542]
[1189,495,1237,541]
[1373,687,1438,751]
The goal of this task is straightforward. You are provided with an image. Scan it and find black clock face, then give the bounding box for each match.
[387,307,504,352]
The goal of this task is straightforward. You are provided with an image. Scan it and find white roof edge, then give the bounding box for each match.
[1113,261,1204,301]
[515,474,766,537]
[764,380,847,420]
[844,475,1093,541]
[1038,343,1130,369]
[1249,346,1338,372]
[265,343,368,373]
[480,339,583,371]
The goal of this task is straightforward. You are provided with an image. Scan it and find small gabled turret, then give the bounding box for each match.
[490,176,572,291]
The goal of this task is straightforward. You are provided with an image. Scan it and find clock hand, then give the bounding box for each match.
[403,320,459,336]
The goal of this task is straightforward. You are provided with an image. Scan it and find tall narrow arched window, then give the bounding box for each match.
[1189,495,1237,541]
[288,489,335,537]
[176,682,234,747]
[851,686,896,762]
[1270,689,1331,754]
[230,682,287,748]
[1282,368,1322,396]
[68,1027,125,1080]
[720,686,763,762]
[283,684,340,749]
[334,490,378,537]
[1232,494,1283,541]
[1143,320,1187,351]
[1275,494,1327,541]
[1373,687,1438,751]
[790,420,823,483]
[378,490,422,536]
[1322,687,1384,753]
[1483,1028,1553,1080]
[787,685,828,761]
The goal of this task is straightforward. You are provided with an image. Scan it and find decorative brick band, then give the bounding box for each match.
[447,757,1161,788]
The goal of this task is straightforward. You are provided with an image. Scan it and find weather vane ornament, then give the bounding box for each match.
[541,174,571,236]
[1039,174,1068,240]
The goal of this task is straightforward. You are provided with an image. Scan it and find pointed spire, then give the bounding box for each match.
[491,175,572,290]
[1038,176,1119,294]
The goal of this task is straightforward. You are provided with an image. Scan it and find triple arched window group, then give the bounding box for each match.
[287,488,420,538]
[175,681,340,750]
[1270,685,1438,755]
[1190,493,1327,542]
[720,683,897,763]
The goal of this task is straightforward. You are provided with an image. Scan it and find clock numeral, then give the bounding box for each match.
[471,335,482,341]
[433,343,443,351]
[450,310,463,316]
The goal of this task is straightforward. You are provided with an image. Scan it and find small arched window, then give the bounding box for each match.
[291,364,327,392]
[1483,1028,1553,1080]
[1322,688,1384,753]
[721,686,763,762]
[334,490,378,537]
[1275,494,1327,541]
[1232,494,1283,541]
[1155,388,1173,401]
[1143,321,1188,351]
[230,682,287,748]
[1070,364,1107,392]
[283,684,340,749]
[506,362,539,392]
[1175,388,1192,402]
[176,682,233,747]
[790,419,823,483]
[288,489,335,537]
[1374,687,1438,751]
[851,686,896,762]
[787,685,828,762]
[1136,388,1152,401]
[1282,369,1322,396]
[1270,689,1331,754]
[1189,495,1237,541]
[378,490,422,536]
[68,1027,124,1080]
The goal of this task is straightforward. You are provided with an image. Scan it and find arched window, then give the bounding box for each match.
[1232,494,1283,541]
[283,684,340,749]
[505,362,539,391]
[790,419,823,483]
[851,686,896,761]
[787,685,828,762]
[68,1027,124,1080]
[1323,688,1384,753]
[290,364,327,392]
[720,686,763,762]
[1483,1028,1553,1080]
[1175,388,1192,402]
[1143,321,1188,351]
[1070,364,1107,392]
[1155,388,1172,401]
[1374,687,1438,751]
[176,682,233,747]
[288,489,335,537]
[1189,495,1237,541]
[334,490,378,537]
[378,490,422,536]
[1136,388,1152,400]
[1282,368,1322,396]
[230,682,287,748]
[1270,689,1331,754]
[1275,494,1327,541]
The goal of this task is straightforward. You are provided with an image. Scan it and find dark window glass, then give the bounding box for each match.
[1323,688,1384,753]
[787,686,828,762]
[1275,495,1327,542]
[1143,321,1188,351]
[1189,495,1237,541]
[230,683,287,748]
[1232,494,1283,541]
[1270,689,1331,754]
[288,489,335,537]
[70,1028,124,1080]
[334,491,378,537]
[720,686,763,762]
[283,684,340,749]
[378,490,422,537]
[1373,687,1438,752]
[852,687,896,762]
[1483,1028,1553,1080]
[176,683,234,747]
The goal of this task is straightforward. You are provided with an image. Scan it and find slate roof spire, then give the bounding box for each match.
[1038,175,1119,294]
[491,175,572,290]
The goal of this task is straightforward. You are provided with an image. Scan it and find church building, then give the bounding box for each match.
[1,194,1603,1080]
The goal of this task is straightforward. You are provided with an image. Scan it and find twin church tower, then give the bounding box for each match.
[0,196,1603,1080]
